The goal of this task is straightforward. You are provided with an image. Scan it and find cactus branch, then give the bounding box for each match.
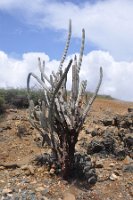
[82,67,103,122]
[58,19,72,72]
[77,29,85,72]
[38,57,51,84]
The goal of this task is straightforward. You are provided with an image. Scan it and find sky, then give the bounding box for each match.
[0,0,133,101]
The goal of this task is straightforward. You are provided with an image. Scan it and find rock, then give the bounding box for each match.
[88,175,97,185]
[41,188,50,195]
[119,120,127,128]
[9,109,18,113]
[95,160,103,168]
[85,168,96,179]
[128,108,133,113]
[0,128,3,132]
[83,164,92,172]
[118,129,126,140]
[2,188,12,194]
[114,170,121,176]
[21,164,34,175]
[85,128,90,134]
[102,137,115,153]
[91,129,98,137]
[109,163,115,167]
[21,164,28,170]
[101,118,113,126]
[85,128,99,136]
[124,136,133,149]
[123,164,133,173]
[16,124,27,138]
[49,168,55,175]
[35,186,45,192]
[35,153,50,165]
[84,155,91,161]
[63,192,76,200]
[110,173,118,181]
[115,148,126,160]
[87,140,104,154]
[123,156,133,165]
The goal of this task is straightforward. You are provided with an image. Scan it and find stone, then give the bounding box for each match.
[0,128,3,132]
[114,170,121,176]
[115,148,126,160]
[91,129,98,137]
[84,165,92,172]
[41,188,50,195]
[0,166,5,170]
[123,156,133,165]
[119,120,127,128]
[21,164,28,170]
[102,137,115,153]
[87,140,104,154]
[101,118,113,126]
[35,186,45,192]
[9,109,18,113]
[95,160,103,168]
[84,155,91,161]
[2,188,12,194]
[128,108,133,113]
[85,168,96,179]
[49,168,55,175]
[109,173,118,181]
[85,128,90,134]
[123,164,133,173]
[88,175,97,185]
[21,164,34,175]
[7,193,13,198]
[109,163,115,167]
[124,136,133,149]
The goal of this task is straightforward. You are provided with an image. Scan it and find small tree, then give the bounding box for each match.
[27,20,103,179]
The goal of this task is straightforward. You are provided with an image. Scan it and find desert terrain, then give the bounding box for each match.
[0,98,133,200]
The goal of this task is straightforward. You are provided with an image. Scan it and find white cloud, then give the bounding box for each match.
[0,0,133,61]
[0,50,133,101]
[81,51,133,101]
[0,51,52,88]
[0,1,133,101]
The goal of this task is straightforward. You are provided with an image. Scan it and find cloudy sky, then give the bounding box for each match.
[0,0,133,101]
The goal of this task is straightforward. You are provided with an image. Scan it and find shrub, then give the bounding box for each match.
[0,96,5,114]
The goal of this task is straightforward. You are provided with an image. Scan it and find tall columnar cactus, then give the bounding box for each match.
[27,20,103,179]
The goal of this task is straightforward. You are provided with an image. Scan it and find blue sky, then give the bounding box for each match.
[0,0,133,101]
[0,4,98,60]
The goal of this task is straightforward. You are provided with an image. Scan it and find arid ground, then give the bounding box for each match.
[0,98,133,200]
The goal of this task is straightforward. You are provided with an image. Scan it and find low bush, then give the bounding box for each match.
[0,96,5,114]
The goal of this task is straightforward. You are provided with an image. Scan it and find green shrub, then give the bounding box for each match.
[0,88,45,108]
[0,96,5,114]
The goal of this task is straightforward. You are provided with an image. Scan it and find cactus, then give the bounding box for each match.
[27,20,103,179]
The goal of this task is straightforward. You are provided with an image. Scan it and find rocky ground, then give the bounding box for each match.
[0,98,133,200]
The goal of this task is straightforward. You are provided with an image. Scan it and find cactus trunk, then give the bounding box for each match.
[61,129,78,178]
